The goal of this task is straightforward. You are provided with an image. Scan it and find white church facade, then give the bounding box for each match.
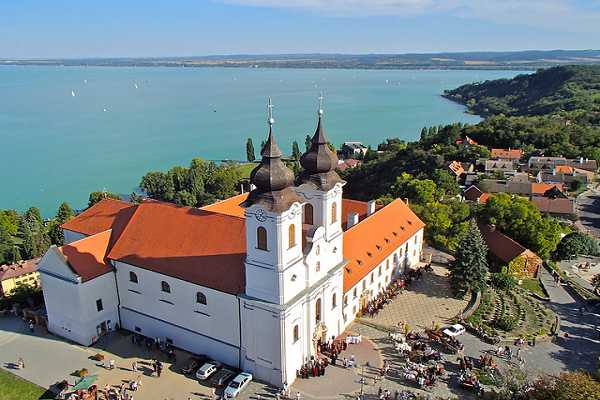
[38,103,425,387]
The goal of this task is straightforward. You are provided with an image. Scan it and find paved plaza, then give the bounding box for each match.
[365,264,468,331]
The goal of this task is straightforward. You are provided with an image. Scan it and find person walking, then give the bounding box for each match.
[17,357,24,369]
[132,361,138,372]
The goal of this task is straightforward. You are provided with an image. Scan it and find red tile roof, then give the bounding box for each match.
[479,193,491,204]
[108,201,247,295]
[343,199,424,292]
[531,183,564,195]
[491,148,523,160]
[341,199,382,230]
[0,258,40,281]
[530,197,575,216]
[59,230,113,282]
[61,199,135,236]
[554,165,574,174]
[477,224,527,264]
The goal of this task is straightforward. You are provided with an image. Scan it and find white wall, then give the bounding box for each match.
[63,229,87,244]
[115,261,241,365]
[39,247,119,346]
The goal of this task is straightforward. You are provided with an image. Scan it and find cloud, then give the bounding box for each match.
[217,0,600,33]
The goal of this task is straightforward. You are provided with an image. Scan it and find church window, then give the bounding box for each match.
[257,227,268,250]
[96,299,103,312]
[414,236,418,245]
[331,202,337,224]
[304,204,314,225]
[332,293,337,309]
[362,280,366,290]
[196,292,207,305]
[315,298,322,323]
[343,295,348,307]
[316,261,321,272]
[293,325,299,343]
[288,224,296,249]
[370,273,374,284]
[378,266,382,276]
[353,288,357,299]
[386,260,390,270]
[161,281,171,293]
[129,271,138,283]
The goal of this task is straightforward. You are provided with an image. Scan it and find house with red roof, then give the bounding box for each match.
[38,105,425,388]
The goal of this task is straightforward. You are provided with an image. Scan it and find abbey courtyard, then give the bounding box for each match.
[2,103,600,400]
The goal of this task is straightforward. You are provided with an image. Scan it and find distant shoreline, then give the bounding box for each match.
[2,49,599,71]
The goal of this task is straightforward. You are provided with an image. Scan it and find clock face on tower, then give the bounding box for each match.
[255,209,267,222]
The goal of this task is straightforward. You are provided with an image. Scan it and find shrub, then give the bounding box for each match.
[490,273,517,291]
[496,314,518,331]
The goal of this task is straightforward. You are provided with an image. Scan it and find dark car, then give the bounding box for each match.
[181,355,209,375]
[209,368,237,387]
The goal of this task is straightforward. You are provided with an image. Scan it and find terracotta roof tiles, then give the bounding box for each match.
[59,230,113,282]
[61,198,135,236]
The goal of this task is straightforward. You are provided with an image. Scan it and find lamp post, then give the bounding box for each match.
[360,361,370,400]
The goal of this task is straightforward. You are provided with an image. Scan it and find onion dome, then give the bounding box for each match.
[297,100,343,191]
[242,98,302,212]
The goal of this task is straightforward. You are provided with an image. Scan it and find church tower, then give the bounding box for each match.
[241,97,304,304]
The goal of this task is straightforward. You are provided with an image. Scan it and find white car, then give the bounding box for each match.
[196,362,218,380]
[224,372,253,398]
[443,323,466,337]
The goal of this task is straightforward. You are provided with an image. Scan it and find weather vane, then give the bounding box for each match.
[267,97,274,126]
[318,92,324,116]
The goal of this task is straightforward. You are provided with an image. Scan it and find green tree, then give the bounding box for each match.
[305,135,311,151]
[48,202,74,245]
[432,169,460,197]
[527,371,600,400]
[140,171,175,202]
[553,231,600,260]
[450,220,488,297]
[291,141,301,161]
[88,191,121,207]
[246,138,256,162]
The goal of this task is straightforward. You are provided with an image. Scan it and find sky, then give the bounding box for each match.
[1,0,599,58]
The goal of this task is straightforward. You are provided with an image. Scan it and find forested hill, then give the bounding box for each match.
[443,65,600,117]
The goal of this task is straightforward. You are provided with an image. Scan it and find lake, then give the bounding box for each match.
[0,66,526,216]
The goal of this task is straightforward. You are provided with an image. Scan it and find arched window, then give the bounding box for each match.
[332,293,337,309]
[304,204,314,225]
[257,227,267,250]
[316,261,321,272]
[196,291,207,305]
[288,224,296,249]
[129,271,138,283]
[293,325,299,342]
[315,298,322,323]
[331,202,337,224]
[161,281,170,293]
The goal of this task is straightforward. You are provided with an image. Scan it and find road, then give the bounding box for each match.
[576,186,600,237]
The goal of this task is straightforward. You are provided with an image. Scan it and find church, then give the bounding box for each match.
[37,101,425,387]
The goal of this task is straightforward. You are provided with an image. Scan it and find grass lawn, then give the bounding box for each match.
[232,162,258,178]
[0,369,48,400]
[519,278,547,297]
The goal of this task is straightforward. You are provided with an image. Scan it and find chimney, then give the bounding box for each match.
[367,200,376,216]
[347,212,359,228]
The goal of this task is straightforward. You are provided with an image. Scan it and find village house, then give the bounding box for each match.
[340,141,368,159]
[490,148,523,161]
[462,185,491,204]
[37,105,425,388]
[530,196,576,219]
[478,224,542,278]
[528,156,598,174]
[0,258,41,296]
[536,165,594,186]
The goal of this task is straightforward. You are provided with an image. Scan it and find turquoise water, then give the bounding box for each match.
[0,66,526,216]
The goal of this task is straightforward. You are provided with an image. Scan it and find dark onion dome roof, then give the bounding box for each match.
[242,125,302,212]
[297,111,344,191]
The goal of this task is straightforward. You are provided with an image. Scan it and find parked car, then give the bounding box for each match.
[181,355,209,375]
[196,362,219,380]
[209,368,237,387]
[224,372,253,398]
[443,324,466,337]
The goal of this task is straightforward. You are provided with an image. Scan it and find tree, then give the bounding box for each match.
[432,169,460,197]
[139,171,175,202]
[48,202,74,246]
[305,135,311,151]
[450,220,488,296]
[88,191,121,207]
[363,146,378,163]
[246,138,256,162]
[527,371,600,400]
[291,141,301,161]
[553,231,600,260]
